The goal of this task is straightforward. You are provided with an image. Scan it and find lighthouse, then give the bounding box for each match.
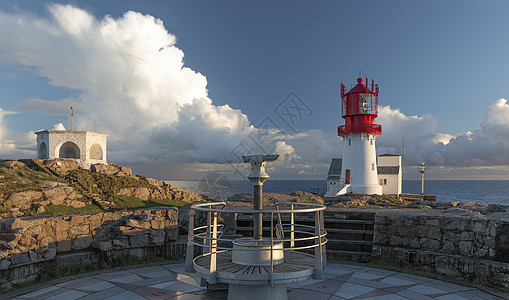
[325,77,383,196]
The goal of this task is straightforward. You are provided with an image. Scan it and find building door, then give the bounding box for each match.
[345,169,350,184]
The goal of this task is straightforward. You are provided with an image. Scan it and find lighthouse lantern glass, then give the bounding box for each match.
[343,93,378,117]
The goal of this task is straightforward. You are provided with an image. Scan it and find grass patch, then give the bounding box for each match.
[0,201,13,213]
[2,254,175,294]
[0,165,65,183]
[296,197,323,205]
[153,197,188,208]
[0,167,66,195]
[39,204,103,215]
[109,195,146,208]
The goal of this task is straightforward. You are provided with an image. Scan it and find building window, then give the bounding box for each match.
[370,139,373,145]
[348,139,351,146]
[371,163,375,170]
[384,179,387,185]
[380,179,383,185]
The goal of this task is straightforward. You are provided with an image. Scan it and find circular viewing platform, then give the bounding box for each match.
[193,251,315,285]
[184,201,327,294]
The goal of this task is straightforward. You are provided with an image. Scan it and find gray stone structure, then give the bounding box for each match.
[35,130,108,169]
[0,208,180,289]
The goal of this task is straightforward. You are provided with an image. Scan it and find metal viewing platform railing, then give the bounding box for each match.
[184,202,327,286]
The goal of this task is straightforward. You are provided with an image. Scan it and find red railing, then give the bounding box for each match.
[326,178,350,196]
[332,178,349,195]
[338,124,381,135]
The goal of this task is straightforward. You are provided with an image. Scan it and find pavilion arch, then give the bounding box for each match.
[38,142,48,159]
[58,141,80,159]
[89,143,103,160]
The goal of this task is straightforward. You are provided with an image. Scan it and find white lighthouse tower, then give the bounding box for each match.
[325,77,382,196]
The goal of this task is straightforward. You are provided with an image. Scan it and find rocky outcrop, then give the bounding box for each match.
[117,185,206,202]
[91,163,133,176]
[4,184,84,210]
[0,160,25,170]
[226,191,323,208]
[326,195,509,214]
[289,191,324,205]
[117,187,151,200]
[448,201,507,214]
[6,191,43,207]
[1,159,207,217]
[43,159,78,175]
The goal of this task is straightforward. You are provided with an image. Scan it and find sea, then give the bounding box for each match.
[166,179,509,206]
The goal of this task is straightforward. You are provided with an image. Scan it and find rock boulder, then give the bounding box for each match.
[0,160,25,170]
[7,191,43,207]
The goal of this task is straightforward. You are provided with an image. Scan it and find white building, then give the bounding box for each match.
[35,130,108,169]
[325,158,348,196]
[325,154,402,197]
[377,154,402,195]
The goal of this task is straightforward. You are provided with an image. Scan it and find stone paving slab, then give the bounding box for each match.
[3,262,509,299]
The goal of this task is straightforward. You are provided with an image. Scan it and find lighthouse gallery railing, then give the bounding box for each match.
[338,124,382,135]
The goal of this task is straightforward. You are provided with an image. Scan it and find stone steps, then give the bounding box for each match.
[63,173,122,211]
[235,213,375,262]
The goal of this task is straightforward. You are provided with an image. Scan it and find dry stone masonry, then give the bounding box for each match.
[374,210,499,258]
[372,209,509,288]
[0,208,180,289]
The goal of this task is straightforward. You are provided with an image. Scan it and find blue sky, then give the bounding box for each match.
[1,1,509,180]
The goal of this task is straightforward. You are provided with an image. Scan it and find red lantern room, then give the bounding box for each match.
[338,77,382,135]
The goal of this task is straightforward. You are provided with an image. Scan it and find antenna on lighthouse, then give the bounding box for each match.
[70,106,74,131]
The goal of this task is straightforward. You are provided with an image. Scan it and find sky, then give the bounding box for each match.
[1,1,509,181]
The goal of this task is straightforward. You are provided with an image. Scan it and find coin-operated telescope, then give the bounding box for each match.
[242,154,279,239]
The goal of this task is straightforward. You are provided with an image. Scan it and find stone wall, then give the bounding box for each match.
[372,210,509,288]
[0,207,181,289]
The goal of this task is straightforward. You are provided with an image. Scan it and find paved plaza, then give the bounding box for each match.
[3,262,508,300]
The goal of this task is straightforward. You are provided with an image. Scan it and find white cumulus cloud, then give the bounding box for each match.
[376,99,509,168]
[0,5,248,162]
[0,107,16,153]
[0,4,307,175]
[3,4,509,179]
